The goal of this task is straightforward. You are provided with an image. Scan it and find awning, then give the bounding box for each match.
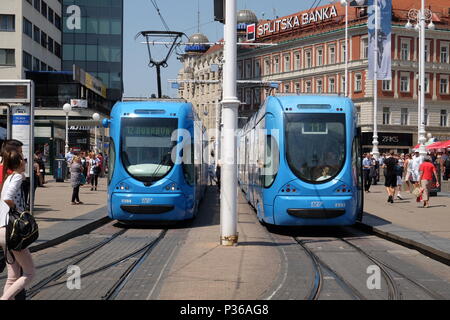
[413,140,450,151]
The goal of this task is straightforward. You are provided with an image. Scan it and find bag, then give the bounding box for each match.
[6,207,39,254]
[80,173,86,185]
[412,187,422,198]
[93,165,100,175]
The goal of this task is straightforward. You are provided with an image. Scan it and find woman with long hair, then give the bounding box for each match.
[88,152,99,191]
[70,156,83,205]
[0,151,36,300]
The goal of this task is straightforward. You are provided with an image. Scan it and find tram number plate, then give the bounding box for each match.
[141,198,153,204]
[311,201,323,208]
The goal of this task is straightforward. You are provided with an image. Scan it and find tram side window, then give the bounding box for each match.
[352,129,362,188]
[263,135,279,188]
[183,138,195,186]
[108,138,115,185]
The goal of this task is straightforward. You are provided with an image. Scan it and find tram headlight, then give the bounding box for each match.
[335,185,352,193]
[116,182,130,191]
[165,183,178,191]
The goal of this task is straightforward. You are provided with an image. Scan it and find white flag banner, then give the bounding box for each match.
[368,0,392,80]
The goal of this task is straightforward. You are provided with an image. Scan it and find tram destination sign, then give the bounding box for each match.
[0,82,30,103]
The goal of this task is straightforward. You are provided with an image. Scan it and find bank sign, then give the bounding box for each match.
[249,5,338,39]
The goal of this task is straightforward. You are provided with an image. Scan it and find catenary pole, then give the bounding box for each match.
[418,0,427,157]
[371,0,380,159]
[220,0,239,246]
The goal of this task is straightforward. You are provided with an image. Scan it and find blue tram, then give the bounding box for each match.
[104,99,207,222]
[238,95,363,226]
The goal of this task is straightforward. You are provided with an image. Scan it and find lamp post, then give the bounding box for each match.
[92,112,100,153]
[371,0,380,160]
[405,2,434,157]
[63,103,72,155]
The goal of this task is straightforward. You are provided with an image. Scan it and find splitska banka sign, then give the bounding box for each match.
[255,6,338,37]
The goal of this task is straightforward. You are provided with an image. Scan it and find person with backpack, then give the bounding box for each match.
[0,151,36,300]
[443,151,450,181]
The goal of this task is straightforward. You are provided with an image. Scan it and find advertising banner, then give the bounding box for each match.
[368,0,392,80]
[11,105,31,177]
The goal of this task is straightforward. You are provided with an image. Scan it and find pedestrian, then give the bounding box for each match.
[88,152,100,191]
[362,153,372,192]
[403,154,413,192]
[418,156,440,208]
[70,156,83,205]
[395,154,404,200]
[208,163,216,186]
[442,150,450,181]
[410,151,422,186]
[382,152,398,203]
[34,151,45,187]
[216,162,221,191]
[371,155,379,185]
[0,150,36,300]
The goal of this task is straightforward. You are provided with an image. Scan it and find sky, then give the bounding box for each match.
[123,0,331,98]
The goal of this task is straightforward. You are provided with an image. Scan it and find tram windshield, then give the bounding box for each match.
[285,113,346,183]
[120,117,177,182]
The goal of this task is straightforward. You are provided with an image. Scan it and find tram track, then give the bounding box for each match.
[26,228,128,299]
[294,238,366,300]
[27,228,168,300]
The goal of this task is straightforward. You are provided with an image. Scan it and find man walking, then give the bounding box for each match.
[419,156,440,208]
[362,153,373,192]
[383,152,398,203]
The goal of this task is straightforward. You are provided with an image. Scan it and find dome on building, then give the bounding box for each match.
[188,33,209,44]
[237,9,258,25]
[185,33,210,53]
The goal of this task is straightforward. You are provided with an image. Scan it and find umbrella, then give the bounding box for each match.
[427,140,450,150]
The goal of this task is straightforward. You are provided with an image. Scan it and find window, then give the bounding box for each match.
[254,60,260,77]
[263,135,279,188]
[362,38,368,59]
[295,82,301,93]
[424,74,430,93]
[329,77,335,93]
[305,50,312,68]
[424,108,429,125]
[401,108,409,125]
[383,107,390,125]
[356,106,361,124]
[273,56,280,73]
[55,42,61,58]
[305,80,312,93]
[340,75,346,94]
[328,45,336,64]
[55,14,61,30]
[47,37,54,53]
[424,41,430,62]
[294,52,301,70]
[33,25,40,43]
[317,47,323,66]
[41,31,47,48]
[284,54,290,72]
[33,57,40,71]
[245,61,251,78]
[23,51,32,69]
[440,110,448,127]
[41,1,47,19]
[254,88,261,105]
[316,79,323,93]
[48,7,54,24]
[284,83,290,93]
[341,42,346,63]
[0,15,15,31]
[382,80,392,91]
[34,0,41,12]
[41,62,47,71]
[400,74,410,92]
[0,49,15,66]
[237,63,243,79]
[354,73,362,92]
[401,40,410,60]
[440,76,449,94]
[264,58,270,75]
[23,18,32,37]
[441,45,449,63]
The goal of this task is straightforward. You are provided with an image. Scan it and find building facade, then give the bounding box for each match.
[0,0,62,79]
[62,0,123,102]
[178,1,450,153]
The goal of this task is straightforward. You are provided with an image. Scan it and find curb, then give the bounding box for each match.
[29,216,112,253]
[355,221,450,267]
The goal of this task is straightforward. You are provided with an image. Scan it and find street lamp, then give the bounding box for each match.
[92,112,100,153]
[63,103,72,155]
[405,2,434,157]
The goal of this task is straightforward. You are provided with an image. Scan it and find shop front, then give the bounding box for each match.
[362,132,413,154]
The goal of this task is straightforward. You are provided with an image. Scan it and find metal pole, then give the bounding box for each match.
[29,81,35,215]
[6,104,11,139]
[371,0,380,159]
[65,113,69,155]
[220,0,239,246]
[345,1,348,97]
[94,125,98,153]
[215,99,220,168]
[418,0,427,157]
[156,64,162,98]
